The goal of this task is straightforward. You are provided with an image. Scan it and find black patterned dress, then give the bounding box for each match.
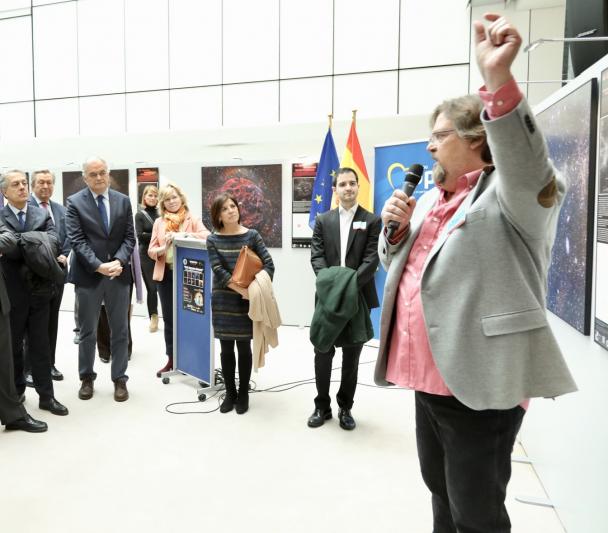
[206,229,274,340]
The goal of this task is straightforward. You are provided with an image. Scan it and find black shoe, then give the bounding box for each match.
[39,397,69,416]
[99,353,110,364]
[50,366,64,381]
[5,414,48,433]
[307,408,332,428]
[219,394,236,413]
[235,392,249,415]
[338,408,356,430]
[25,372,34,388]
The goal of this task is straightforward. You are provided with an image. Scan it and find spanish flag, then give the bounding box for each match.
[340,111,372,211]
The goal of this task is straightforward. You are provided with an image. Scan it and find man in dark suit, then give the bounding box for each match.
[308,167,381,430]
[25,170,70,383]
[0,219,47,433]
[0,170,68,417]
[65,157,135,402]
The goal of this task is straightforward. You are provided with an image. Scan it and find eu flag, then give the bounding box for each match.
[309,128,339,229]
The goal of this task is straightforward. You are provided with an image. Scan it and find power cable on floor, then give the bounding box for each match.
[164,358,403,415]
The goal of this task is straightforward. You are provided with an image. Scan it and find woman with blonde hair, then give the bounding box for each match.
[135,185,160,332]
[148,183,209,377]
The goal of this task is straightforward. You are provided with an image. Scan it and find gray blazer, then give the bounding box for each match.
[374,98,577,410]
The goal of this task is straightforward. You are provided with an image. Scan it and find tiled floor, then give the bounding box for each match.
[1,312,565,533]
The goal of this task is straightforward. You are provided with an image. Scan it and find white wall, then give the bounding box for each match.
[0,0,567,139]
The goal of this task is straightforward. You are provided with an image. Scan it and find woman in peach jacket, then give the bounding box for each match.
[148,183,209,377]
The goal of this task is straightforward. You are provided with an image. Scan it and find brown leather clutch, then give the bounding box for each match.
[232,245,263,288]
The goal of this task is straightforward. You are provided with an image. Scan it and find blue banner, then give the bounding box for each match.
[309,128,339,229]
[371,141,436,339]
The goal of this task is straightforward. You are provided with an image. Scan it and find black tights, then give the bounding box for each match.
[219,340,252,398]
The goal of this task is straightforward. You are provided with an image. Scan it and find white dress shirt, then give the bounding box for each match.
[338,203,357,267]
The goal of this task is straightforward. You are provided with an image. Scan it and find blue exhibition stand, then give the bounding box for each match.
[172,237,214,386]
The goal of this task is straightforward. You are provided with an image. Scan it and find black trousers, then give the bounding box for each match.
[11,295,53,400]
[139,248,158,317]
[156,268,173,357]
[415,391,525,533]
[24,282,64,371]
[219,339,252,397]
[0,310,26,425]
[313,343,362,411]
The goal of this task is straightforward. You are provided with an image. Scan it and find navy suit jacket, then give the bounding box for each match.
[0,204,58,300]
[28,195,70,256]
[29,195,70,283]
[65,187,135,287]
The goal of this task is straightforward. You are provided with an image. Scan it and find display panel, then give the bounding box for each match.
[136,167,159,205]
[536,78,597,335]
[595,69,608,349]
[201,164,282,248]
[291,162,316,247]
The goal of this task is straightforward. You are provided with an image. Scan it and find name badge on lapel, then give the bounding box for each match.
[445,204,467,234]
[352,221,366,231]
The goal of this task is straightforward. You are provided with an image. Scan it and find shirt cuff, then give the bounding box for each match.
[479,78,522,120]
[385,224,408,245]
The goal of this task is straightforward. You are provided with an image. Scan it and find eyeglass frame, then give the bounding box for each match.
[428,128,457,145]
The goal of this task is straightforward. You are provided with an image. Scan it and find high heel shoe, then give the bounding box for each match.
[156,356,173,378]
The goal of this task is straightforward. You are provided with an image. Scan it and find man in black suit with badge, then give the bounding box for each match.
[65,157,135,402]
[308,167,381,430]
[0,170,68,417]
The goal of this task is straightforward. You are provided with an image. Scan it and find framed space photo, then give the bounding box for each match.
[201,164,282,248]
[536,78,597,335]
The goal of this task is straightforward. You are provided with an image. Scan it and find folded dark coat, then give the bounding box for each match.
[309,266,373,352]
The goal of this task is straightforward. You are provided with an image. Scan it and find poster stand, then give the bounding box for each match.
[160,237,223,401]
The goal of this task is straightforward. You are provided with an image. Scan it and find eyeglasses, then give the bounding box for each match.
[428,128,456,145]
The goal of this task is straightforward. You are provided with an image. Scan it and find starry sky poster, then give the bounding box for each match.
[201,165,282,248]
[536,78,597,335]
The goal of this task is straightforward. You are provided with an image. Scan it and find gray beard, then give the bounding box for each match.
[432,162,446,186]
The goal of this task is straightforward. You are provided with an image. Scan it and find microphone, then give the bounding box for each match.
[386,163,423,240]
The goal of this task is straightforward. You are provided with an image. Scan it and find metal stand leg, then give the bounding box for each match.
[512,450,555,508]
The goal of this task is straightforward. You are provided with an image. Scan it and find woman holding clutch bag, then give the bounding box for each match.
[206,192,274,414]
[148,183,210,378]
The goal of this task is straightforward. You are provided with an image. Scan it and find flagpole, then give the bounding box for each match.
[328,113,333,130]
[352,109,357,124]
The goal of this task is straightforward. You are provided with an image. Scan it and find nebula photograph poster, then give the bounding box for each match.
[201,165,282,248]
[536,78,597,335]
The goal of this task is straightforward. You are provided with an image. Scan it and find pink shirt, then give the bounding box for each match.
[385,80,527,402]
[385,170,483,394]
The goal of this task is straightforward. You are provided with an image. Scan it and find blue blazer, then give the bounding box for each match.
[0,204,58,299]
[65,188,135,287]
[28,195,70,256]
